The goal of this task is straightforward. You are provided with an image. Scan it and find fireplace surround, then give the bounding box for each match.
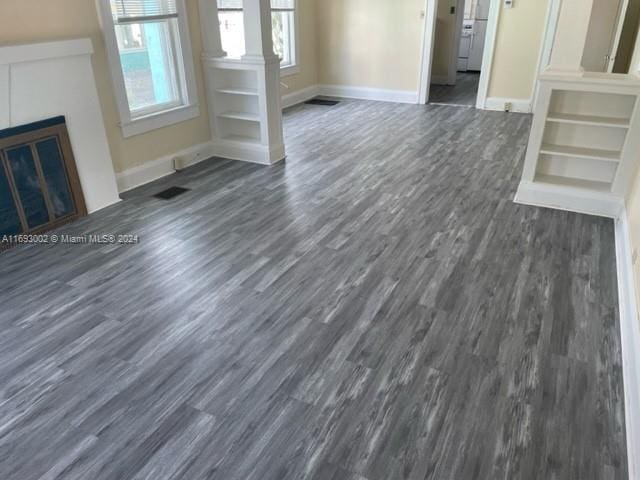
[0,39,120,215]
[0,116,86,237]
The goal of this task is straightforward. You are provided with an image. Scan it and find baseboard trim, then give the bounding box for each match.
[116,141,215,193]
[514,180,625,218]
[615,212,640,480]
[484,97,532,113]
[317,84,419,104]
[212,138,285,166]
[282,85,320,108]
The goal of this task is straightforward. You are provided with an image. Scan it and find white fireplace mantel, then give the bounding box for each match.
[0,39,120,213]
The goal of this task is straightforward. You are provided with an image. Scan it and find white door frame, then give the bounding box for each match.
[531,0,562,111]
[448,0,466,85]
[474,0,501,108]
[418,0,439,103]
[608,0,630,72]
[418,0,502,107]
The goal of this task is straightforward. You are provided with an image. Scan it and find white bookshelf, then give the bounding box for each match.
[201,56,285,165]
[516,72,640,217]
[197,0,285,166]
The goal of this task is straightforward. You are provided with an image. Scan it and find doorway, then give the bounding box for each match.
[420,0,495,108]
[418,0,496,108]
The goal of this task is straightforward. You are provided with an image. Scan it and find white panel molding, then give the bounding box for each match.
[484,97,532,113]
[514,180,625,218]
[282,85,320,108]
[317,84,419,104]
[0,39,93,65]
[116,141,215,192]
[615,211,640,480]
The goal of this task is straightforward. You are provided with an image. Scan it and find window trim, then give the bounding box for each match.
[217,0,299,74]
[97,0,200,138]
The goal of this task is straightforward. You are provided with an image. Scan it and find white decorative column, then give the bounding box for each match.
[198,0,226,58]
[200,0,285,165]
[241,0,285,164]
[547,0,595,74]
[242,0,279,63]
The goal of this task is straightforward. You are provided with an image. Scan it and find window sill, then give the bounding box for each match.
[281,65,300,77]
[120,104,200,138]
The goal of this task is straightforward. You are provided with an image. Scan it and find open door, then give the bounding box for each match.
[582,0,629,72]
[418,0,439,104]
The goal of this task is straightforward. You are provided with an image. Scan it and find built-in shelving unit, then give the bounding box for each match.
[516,72,640,217]
[201,56,285,164]
[539,144,621,162]
[215,87,259,96]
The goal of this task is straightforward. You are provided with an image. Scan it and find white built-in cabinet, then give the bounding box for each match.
[199,0,285,166]
[516,72,640,216]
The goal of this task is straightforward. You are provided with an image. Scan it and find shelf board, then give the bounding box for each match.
[539,143,621,163]
[546,112,630,129]
[534,174,612,193]
[217,111,260,122]
[215,87,259,96]
[220,134,261,145]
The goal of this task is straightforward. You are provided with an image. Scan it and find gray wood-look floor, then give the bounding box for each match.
[0,100,628,480]
[430,72,481,106]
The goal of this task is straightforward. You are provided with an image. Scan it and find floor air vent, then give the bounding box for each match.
[305,98,340,106]
[154,186,190,200]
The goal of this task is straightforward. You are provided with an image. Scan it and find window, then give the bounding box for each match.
[98,0,199,137]
[217,0,298,74]
[271,0,296,68]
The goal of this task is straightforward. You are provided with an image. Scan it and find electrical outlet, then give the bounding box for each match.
[504,102,512,112]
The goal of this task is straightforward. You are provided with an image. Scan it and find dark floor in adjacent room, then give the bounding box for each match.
[0,100,627,480]
[430,72,481,106]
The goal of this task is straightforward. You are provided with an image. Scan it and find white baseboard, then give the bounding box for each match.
[212,138,285,166]
[282,85,320,109]
[317,84,419,104]
[615,212,640,480]
[514,180,625,218]
[484,97,532,113]
[116,141,215,193]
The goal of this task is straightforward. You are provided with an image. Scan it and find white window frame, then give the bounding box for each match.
[273,0,299,76]
[96,0,199,138]
[217,0,299,77]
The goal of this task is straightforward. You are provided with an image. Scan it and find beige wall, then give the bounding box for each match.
[487,0,549,99]
[627,169,640,310]
[313,0,550,100]
[316,0,425,91]
[0,0,212,174]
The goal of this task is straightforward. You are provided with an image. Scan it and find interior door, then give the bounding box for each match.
[475,0,490,20]
[467,20,486,71]
[582,0,628,72]
[419,0,439,104]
